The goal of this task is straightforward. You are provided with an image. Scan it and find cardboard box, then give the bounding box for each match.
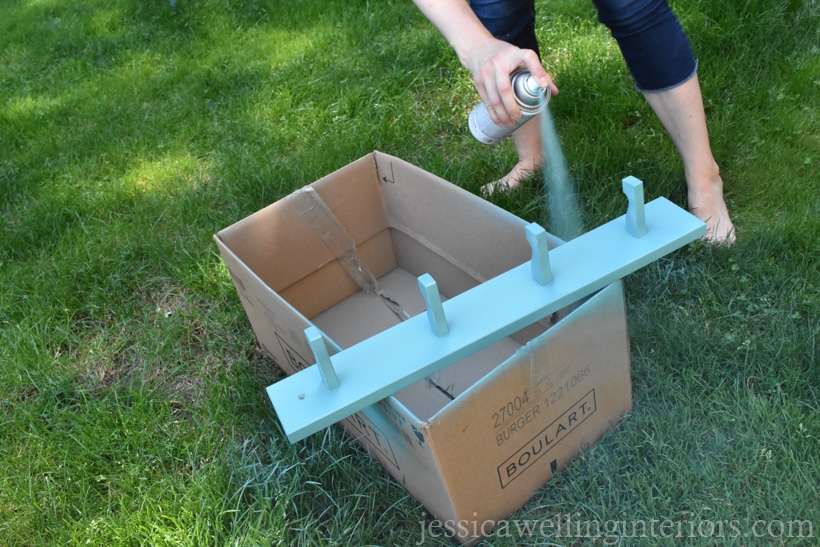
[214,151,632,544]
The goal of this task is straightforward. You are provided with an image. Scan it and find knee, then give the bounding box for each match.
[592,0,672,37]
[471,0,539,52]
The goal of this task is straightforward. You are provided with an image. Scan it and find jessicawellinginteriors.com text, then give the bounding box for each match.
[416,513,815,545]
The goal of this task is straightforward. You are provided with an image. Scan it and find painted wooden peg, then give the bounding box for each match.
[622,176,647,238]
[525,222,553,285]
[305,326,340,390]
[418,273,449,336]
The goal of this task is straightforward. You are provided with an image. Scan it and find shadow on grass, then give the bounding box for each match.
[0,0,441,261]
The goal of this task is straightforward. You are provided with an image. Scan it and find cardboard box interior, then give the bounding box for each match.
[216,152,569,423]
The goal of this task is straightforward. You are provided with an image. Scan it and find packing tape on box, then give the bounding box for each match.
[293,187,410,321]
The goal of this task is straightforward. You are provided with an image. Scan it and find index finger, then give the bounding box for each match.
[519,49,559,97]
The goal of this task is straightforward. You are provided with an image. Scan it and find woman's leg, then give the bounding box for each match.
[469,0,539,55]
[593,0,735,242]
[481,113,544,194]
[644,76,735,244]
[470,0,546,194]
[643,75,735,243]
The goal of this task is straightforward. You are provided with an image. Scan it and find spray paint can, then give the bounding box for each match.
[468,69,550,145]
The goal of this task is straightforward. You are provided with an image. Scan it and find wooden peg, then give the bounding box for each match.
[526,222,553,285]
[418,274,449,336]
[622,176,647,238]
[305,326,339,390]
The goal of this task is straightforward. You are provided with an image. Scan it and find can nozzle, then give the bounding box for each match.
[523,76,543,96]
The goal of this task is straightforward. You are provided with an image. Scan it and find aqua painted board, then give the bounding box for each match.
[267,192,705,443]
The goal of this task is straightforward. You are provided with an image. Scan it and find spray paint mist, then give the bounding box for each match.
[539,97,583,241]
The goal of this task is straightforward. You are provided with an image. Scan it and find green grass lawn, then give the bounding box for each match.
[1,0,818,545]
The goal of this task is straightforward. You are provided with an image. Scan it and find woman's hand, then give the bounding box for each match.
[412,0,558,125]
[465,39,559,126]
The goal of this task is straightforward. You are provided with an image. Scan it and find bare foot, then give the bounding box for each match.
[688,174,736,245]
[480,160,539,196]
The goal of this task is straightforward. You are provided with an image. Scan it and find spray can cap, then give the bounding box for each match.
[523,75,543,96]
[512,70,547,108]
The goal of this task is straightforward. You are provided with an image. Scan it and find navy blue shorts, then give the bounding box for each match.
[469,0,697,92]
